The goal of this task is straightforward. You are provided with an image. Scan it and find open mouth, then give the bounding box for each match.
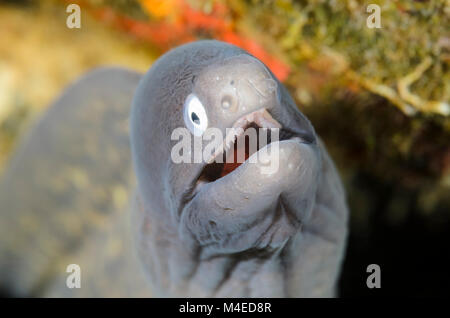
[196,108,302,187]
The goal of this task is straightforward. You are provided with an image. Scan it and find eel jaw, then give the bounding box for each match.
[193,108,309,193]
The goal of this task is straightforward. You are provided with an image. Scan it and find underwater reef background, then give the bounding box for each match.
[0,0,449,296]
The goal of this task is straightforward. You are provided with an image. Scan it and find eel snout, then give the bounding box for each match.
[180,109,320,256]
[194,108,314,192]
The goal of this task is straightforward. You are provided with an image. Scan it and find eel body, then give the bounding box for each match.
[0,40,348,297]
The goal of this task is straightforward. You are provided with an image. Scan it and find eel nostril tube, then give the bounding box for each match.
[221,95,233,110]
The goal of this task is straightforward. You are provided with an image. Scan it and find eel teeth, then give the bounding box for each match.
[206,108,281,164]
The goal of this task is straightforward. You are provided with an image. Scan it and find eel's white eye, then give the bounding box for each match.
[183,94,208,136]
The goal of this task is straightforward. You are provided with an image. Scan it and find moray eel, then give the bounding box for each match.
[0,40,348,297]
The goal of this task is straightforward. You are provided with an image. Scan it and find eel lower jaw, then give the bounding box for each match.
[192,108,312,195]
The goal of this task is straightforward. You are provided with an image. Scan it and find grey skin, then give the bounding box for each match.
[130,40,348,297]
[0,68,150,297]
[0,40,348,297]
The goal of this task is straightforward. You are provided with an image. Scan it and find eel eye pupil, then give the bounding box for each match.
[191,112,200,125]
[183,94,208,136]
